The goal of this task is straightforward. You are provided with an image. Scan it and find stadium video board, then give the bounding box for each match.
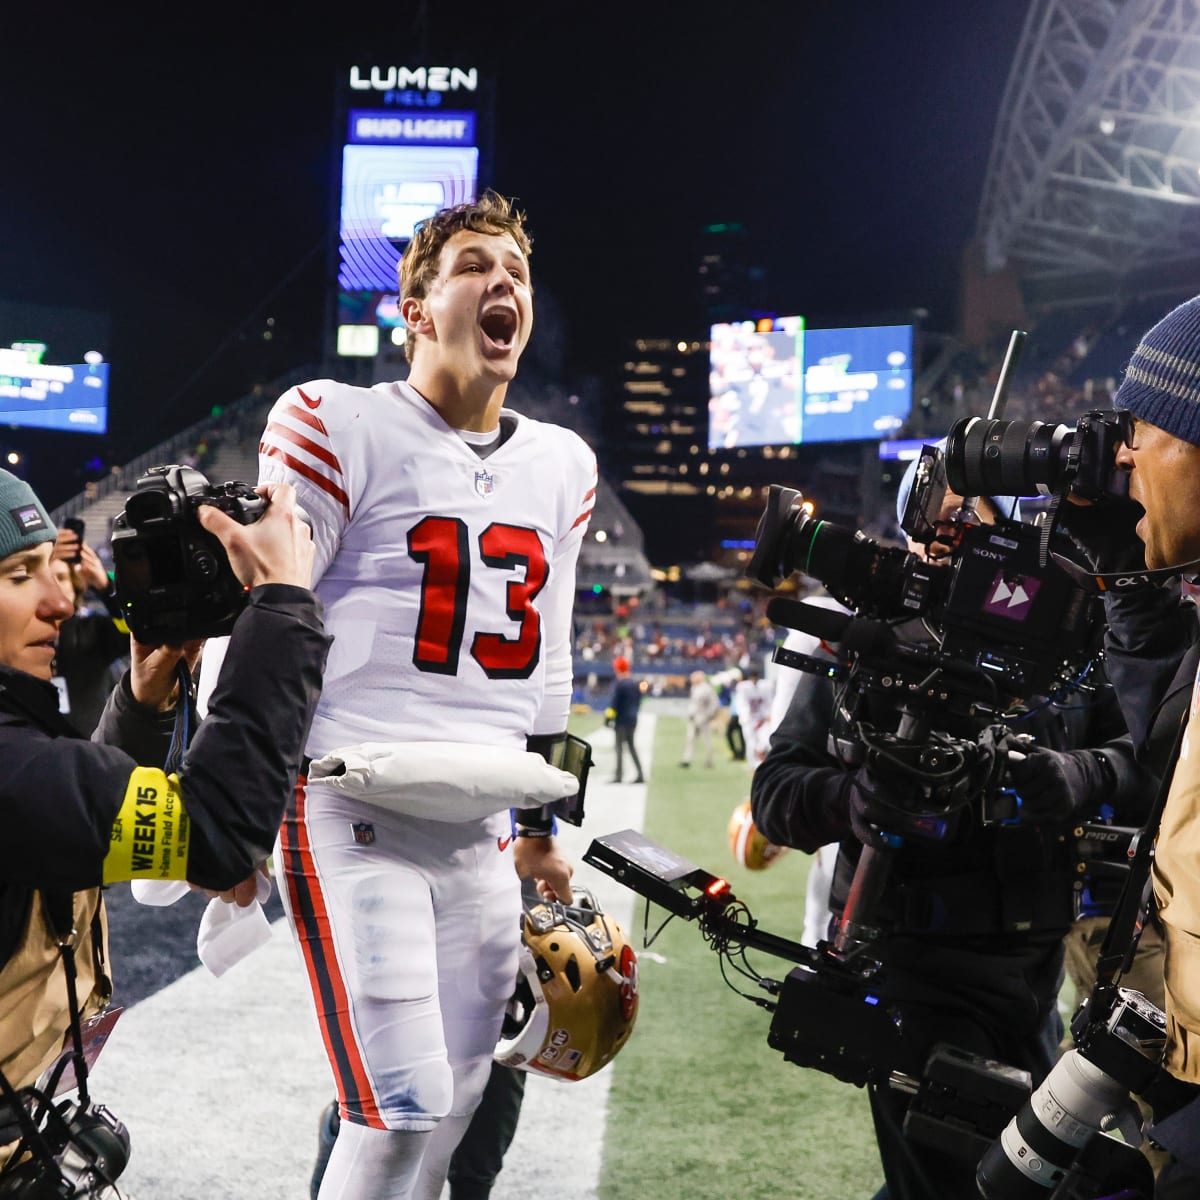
[708,318,913,450]
[0,346,109,435]
[333,66,487,359]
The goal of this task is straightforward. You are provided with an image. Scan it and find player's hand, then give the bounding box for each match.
[189,864,269,908]
[513,836,574,903]
[196,482,314,590]
[129,637,204,711]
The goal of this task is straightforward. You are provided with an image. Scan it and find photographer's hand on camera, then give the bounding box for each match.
[1057,492,1148,575]
[846,764,920,847]
[129,637,204,712]
[195,482,314,590]
[1003,739,1112,823]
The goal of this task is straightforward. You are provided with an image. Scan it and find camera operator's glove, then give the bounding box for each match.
[1056,497,1146,574]
[1004,740,1111,823]
[845,765,919,847]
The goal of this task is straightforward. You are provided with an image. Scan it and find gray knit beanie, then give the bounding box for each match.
[0,469,56,560]
[1114,296,1200,447]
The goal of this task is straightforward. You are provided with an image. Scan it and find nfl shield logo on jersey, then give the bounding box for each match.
[351,822,375,845]
[474,468,496,498]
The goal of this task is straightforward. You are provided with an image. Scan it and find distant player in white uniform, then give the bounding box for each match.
[261,193,595,1200]
[734,666,775,766]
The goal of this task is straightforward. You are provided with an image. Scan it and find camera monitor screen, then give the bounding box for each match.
[0,348,109,435]
[708,319,913,450]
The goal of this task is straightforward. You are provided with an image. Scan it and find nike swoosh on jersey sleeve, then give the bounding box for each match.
[259,400,350,515]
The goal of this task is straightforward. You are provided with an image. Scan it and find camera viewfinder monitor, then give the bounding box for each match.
[708,319,913,450]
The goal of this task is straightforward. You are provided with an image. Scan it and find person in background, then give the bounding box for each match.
[608,655,644,784]
[49,524,130,735]
[733,663,774,767]
[680,668,721,768]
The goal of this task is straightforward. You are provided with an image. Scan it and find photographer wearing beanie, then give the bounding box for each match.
[0,468,328,1166]
[1075,295,1200,1194]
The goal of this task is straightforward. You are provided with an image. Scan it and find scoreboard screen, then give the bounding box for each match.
[708,319,913,450]
[0,349,109,435]
[332,69,488,361]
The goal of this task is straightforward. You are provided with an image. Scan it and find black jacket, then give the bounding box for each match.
[1100,575,1200,776]
[0,584,330,970]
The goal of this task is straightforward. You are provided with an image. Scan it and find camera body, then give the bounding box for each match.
[111,464,265,643]
[0,1097,129,1198]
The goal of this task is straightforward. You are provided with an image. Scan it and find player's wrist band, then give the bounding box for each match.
[510,805,557,836]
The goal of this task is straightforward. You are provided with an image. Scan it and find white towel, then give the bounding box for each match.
[305,740,579,821]
[131,871,273,977]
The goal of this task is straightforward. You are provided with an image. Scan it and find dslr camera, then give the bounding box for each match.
[111,464,265,644]
[944,408,1130,506]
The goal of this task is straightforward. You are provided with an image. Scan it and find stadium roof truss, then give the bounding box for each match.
[979,0,1200,295]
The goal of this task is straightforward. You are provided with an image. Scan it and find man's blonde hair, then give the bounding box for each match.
[399,190,532,363]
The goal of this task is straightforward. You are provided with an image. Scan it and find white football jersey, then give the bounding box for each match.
[258,378,596,756]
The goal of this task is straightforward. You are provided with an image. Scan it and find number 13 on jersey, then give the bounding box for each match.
[408,516,548,680]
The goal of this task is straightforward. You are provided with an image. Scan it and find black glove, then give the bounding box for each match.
[845,764,919,847]
[1004,741,1110,823]
[1056,498,1146,574]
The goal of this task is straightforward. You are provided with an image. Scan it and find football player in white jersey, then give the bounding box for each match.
[256,192,596,1200]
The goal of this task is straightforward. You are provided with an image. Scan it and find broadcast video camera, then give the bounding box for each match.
[745,432,1108,958]
[111,464,266,644]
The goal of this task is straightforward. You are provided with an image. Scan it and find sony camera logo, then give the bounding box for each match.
[349,66,478,93]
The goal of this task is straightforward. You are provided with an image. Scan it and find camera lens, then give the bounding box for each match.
[976,1050,1129,1198]
[945,417,1073,500]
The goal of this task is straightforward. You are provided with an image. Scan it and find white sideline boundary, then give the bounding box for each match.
[92,717,654,1200]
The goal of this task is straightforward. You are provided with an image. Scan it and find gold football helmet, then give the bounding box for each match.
[728,799,790,870]
[494,889,638,1081]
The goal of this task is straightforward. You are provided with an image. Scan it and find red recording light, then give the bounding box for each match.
[706,877,731,897]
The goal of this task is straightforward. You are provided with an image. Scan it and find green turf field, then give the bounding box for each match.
[594,714,882,1200]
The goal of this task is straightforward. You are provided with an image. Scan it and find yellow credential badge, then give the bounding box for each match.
[103,766,191,883]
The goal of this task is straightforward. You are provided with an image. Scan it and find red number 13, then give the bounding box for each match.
[408,516,548,679]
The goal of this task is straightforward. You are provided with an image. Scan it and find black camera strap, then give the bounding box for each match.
[0,1062,60,1183]
[0,894,101,1187]
[40,893,92,1111]
[1092,707,1188,989]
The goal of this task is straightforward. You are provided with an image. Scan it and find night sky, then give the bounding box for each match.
[2,2,1028,505]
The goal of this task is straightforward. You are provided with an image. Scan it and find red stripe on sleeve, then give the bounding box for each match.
[260,444,351,514]
[265,420,344,476]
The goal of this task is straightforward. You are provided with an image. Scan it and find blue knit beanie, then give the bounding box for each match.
[0,469,55,561]
[895,440,1022,527]
[1113,296,1200,447]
